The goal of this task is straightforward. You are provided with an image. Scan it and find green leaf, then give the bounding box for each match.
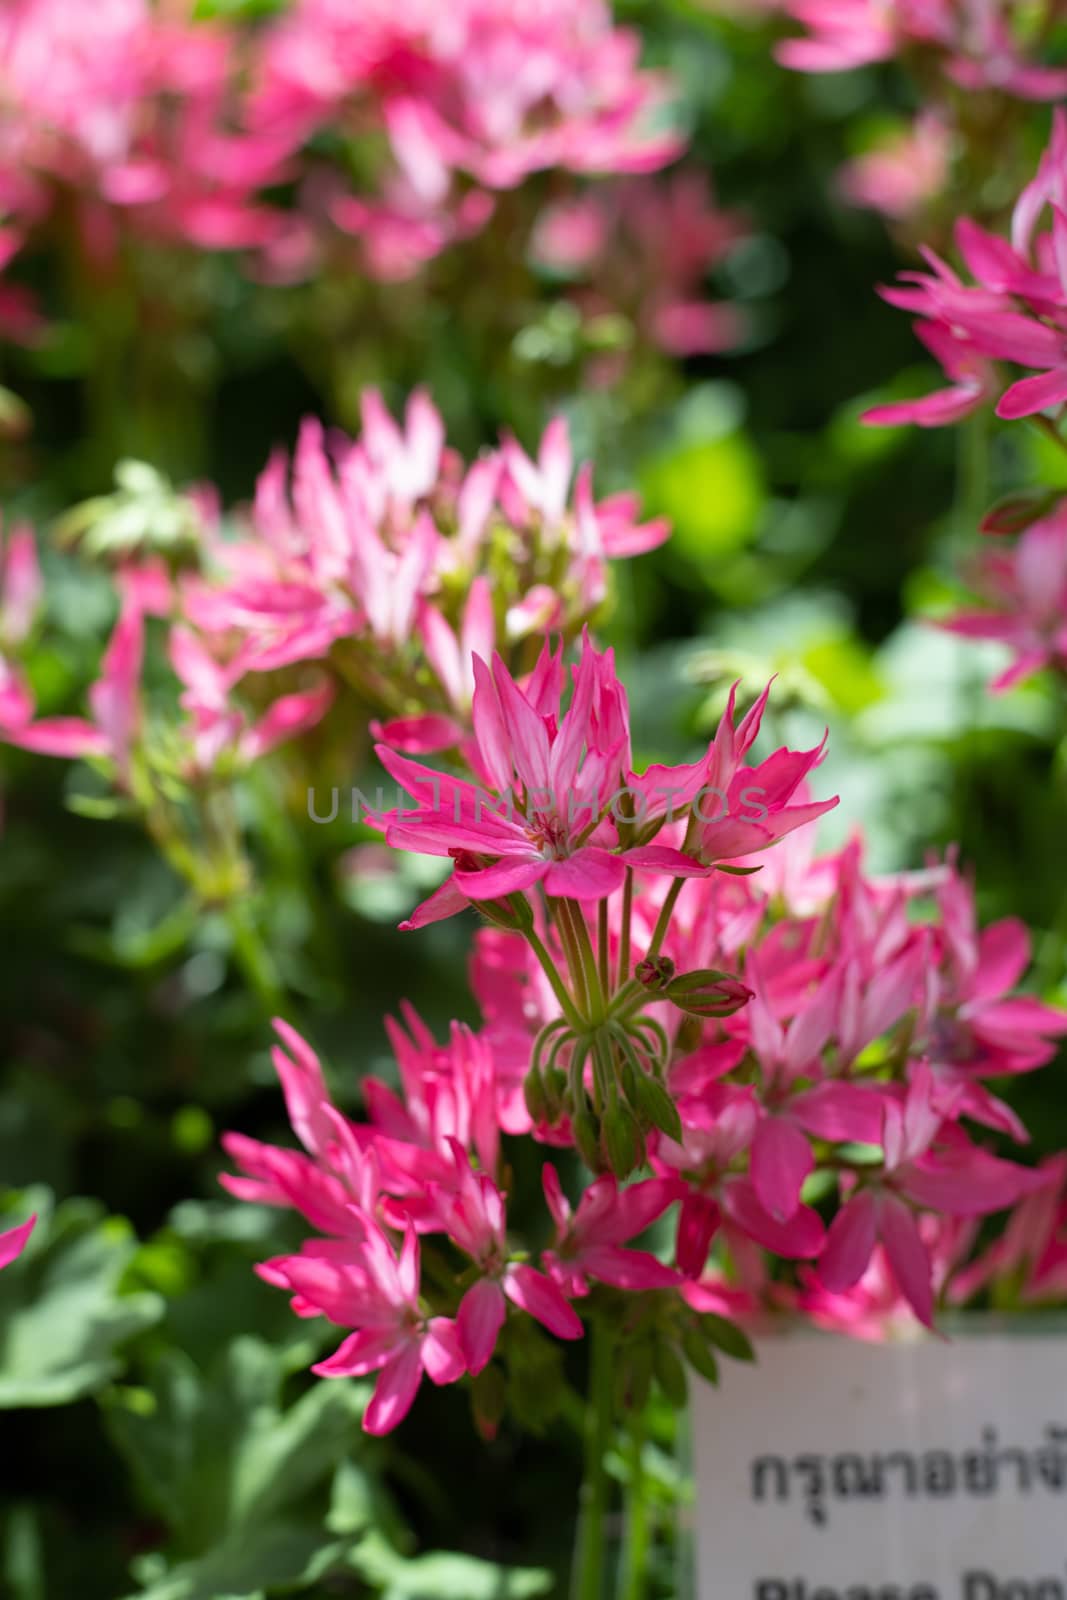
[106,1337,369,1551]
[681,1329,720,1387]
[122,1522,356,1600]
[697,1313,755,1363]
[651,1341,688,1408]
[0,1193,162,1408]
[351,1537,553,1600]
[640,432,765,565]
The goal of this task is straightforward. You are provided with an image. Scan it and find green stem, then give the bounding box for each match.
[598,898,611,1001]
[644,878,685,965]
[567,900,606,1022]
[524,924,585,1030]
[617,1409,650,1600]
[617,868,634,990]
[556,900,592,1017]
[955,406,990,549]
[572,1321,614,1600]
[225,901,287,1020]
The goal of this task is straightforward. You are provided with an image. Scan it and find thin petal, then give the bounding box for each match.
[503,1263,584,1339]
[457,1277,507,1374]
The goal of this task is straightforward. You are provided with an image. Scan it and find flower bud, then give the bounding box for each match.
[631,1072,682,1143]
[572,1108,603,1171]
[662,968,752,1019]
[523,1064,548,1125]
[543,1067,568,1122]
[603,1102,641,1180]
[635,956,676,991]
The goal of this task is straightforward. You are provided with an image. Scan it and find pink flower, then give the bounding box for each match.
[653,1084,827,1277]
[818,1066,1045,1325]
[188,392,667,696]
[377,634,634,913]
[624,683,839,879]
[0,582,143,776]
[169,623,334,775]
[937,505,1067,689]
[251,0,682,282]
[436,1150,583,1374]
[532,172,747,362]
[948,1156,1067,1306]
[541,1167,678,1296]
[864,115,1067,428]
[778,1,1067,99]
[838,113,950,223]
[284,1220,466,1434]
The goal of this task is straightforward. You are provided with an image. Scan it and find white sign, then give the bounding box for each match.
[691,1329,1067,1600]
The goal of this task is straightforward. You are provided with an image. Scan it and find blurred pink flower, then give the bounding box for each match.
[533,172,748,359]
[937,503,1067,689]
[838,113,950,221]
[778,1,1067,99]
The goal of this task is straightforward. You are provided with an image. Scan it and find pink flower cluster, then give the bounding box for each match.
[0,393,668,798]
[0,0,680,323]
[256,0,682,283]
[224,635,1065,1434]
[181,392,668,747]
[532,172,748,360]
[777,1,1067,100]
[373,636,835,925]
[0,552,334,786]
[864,111,1067,427]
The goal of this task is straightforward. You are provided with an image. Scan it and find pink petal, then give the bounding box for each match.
[421,1316,466,1384]
[503,1263,584,1339]
[997,366,1067,421]
[723,1180,825,1257]
[879,1195,934,1327]
[3,717,109,759]
[457,1277,507,1374]
[623,844,707,877]
[399,875,472,931]
[453,856,547,900]
[312,1327,406,1378]
[790,1082,885,1145]
[971,917,1030,1000]
[817,1190,879,1292]
[0,1214,35,1270]
[364,1345,424,1434]
[751,1118,814,1224]
[676,1192,721,1278]
[371,713,465,754]
[580,1244,678,1290]
[542,848,626,901]
[862,385,984,429]
[541,1163,572,1233]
